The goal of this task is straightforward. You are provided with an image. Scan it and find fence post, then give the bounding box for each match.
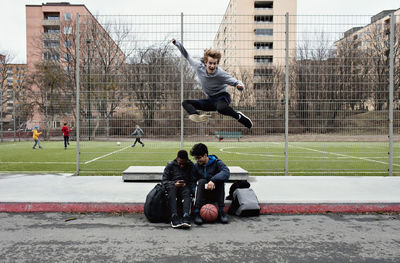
[12,89,16,141]
[284,13,289,176]
[180,12,184,149]
[75,13,80,176]
[388,14,394,176]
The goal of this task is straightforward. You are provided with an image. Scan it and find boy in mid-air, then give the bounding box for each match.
[172,39,253,129]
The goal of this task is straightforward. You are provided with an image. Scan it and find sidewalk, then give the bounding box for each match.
[1,173,400,213]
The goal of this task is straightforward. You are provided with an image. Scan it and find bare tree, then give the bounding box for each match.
[124,42,185,134]
[26,61,68,140]
[0,51,15,141]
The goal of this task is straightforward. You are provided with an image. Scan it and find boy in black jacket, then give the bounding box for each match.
[162,150,195,229]
[190,143,230,225]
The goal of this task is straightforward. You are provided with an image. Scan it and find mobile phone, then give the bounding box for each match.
[205,184,208,189]
[178,180,184,183]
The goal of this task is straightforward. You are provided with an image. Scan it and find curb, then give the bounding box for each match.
[2,202,400,213]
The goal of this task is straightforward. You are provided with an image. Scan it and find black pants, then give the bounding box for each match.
[194,179,225,210]
[165,184,192,216]
[133,138,144,146]
[182,92,239,120]
[63,136,69,148]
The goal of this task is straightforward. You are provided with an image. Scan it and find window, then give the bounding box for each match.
[254,15,273,23]
[44,26,60,34]
[52,121,60,128]
[254,42,273,50]
[254,68,273,77]
[65,40,72,48]
[43,52,60,61]
[254,1,273,9]
[64,66,73,73]
[44,12,60,20]
[64,13,72,21]
[43,40,60,48]
[64,26,72,35]
[64,53,72,62]
[254,56,273,64]
[255,28,273,36]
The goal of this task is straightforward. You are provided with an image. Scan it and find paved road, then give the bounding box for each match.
[1,213,399,262]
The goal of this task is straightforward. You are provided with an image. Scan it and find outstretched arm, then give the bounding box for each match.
[219,69,245,91]
[172,39,200,68]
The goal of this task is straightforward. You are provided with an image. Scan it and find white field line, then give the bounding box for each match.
[287,144,400,167]
[0,161,75,164]
[219,146,281,158]
[84,146,131,165]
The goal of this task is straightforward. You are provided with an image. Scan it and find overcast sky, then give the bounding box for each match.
[1,0,399,63]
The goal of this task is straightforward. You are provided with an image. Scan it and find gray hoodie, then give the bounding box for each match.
[174,41,244,97]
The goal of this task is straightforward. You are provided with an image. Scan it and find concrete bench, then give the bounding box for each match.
[122,166,248,182]
[215,131,242,142]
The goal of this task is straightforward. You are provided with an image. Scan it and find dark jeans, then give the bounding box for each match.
[165,184,192,216]
[194,178,226,210]
[133,138,144,146]
[182,92,239,120]
[64,136,69,148]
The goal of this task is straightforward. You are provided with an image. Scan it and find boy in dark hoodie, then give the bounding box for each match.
[162,150,195,229]
[190,143,230,225]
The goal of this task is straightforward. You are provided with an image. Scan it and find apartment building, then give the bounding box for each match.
[334,9,400,111]
[336,9,400,54]
[25,2,126,129]
[214,0,297,93]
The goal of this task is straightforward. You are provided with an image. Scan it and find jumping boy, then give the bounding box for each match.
[172,39,253,129]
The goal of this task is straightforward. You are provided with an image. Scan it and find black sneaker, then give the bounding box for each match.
[182,215,191,228]
[237,111,253,129]
[171,214,182,228]
[131,144,135,148]
[218,212,228,224]
[142,144,144,147]
[194,214,203,225]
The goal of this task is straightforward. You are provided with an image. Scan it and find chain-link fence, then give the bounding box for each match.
[1,13,399,176]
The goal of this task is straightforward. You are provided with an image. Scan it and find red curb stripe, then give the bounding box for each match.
[0,202,144,213]
[1,202,400,213]
[260,203,400,214]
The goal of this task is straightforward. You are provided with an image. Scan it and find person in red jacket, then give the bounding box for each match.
[61,123,72,149]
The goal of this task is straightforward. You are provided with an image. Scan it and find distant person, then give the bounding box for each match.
[190,143,230,225]
[130,125,145,147]
[61,122,72,149]
[172,39,253,129]
[162,150,195,229]
[32,126,42,149]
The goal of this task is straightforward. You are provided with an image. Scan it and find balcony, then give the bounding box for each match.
[42,19,60,26]
[42,33,60,40]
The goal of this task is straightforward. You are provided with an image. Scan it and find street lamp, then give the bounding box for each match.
[86,38,91,141]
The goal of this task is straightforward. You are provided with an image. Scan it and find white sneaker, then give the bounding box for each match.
[189,114,210,122]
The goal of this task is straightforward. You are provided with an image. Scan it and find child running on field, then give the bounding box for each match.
[61,122,72,149]
[130,125,145,147]
[32,126,42,149]
[172,39,253,129]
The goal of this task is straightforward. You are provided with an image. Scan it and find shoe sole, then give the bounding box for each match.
[171,223,183,228]
[181,223,191,228]
[237,111,253,129]
[189,114,210,122]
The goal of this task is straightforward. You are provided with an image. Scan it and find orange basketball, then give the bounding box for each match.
[200,204,218,222]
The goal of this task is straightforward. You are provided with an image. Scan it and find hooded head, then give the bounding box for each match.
[34,126,38,130]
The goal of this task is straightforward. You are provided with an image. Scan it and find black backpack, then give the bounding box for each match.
[144,183,170,223]
[228,188,260,217]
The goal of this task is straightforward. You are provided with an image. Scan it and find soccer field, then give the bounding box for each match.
[0,140,398,176]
